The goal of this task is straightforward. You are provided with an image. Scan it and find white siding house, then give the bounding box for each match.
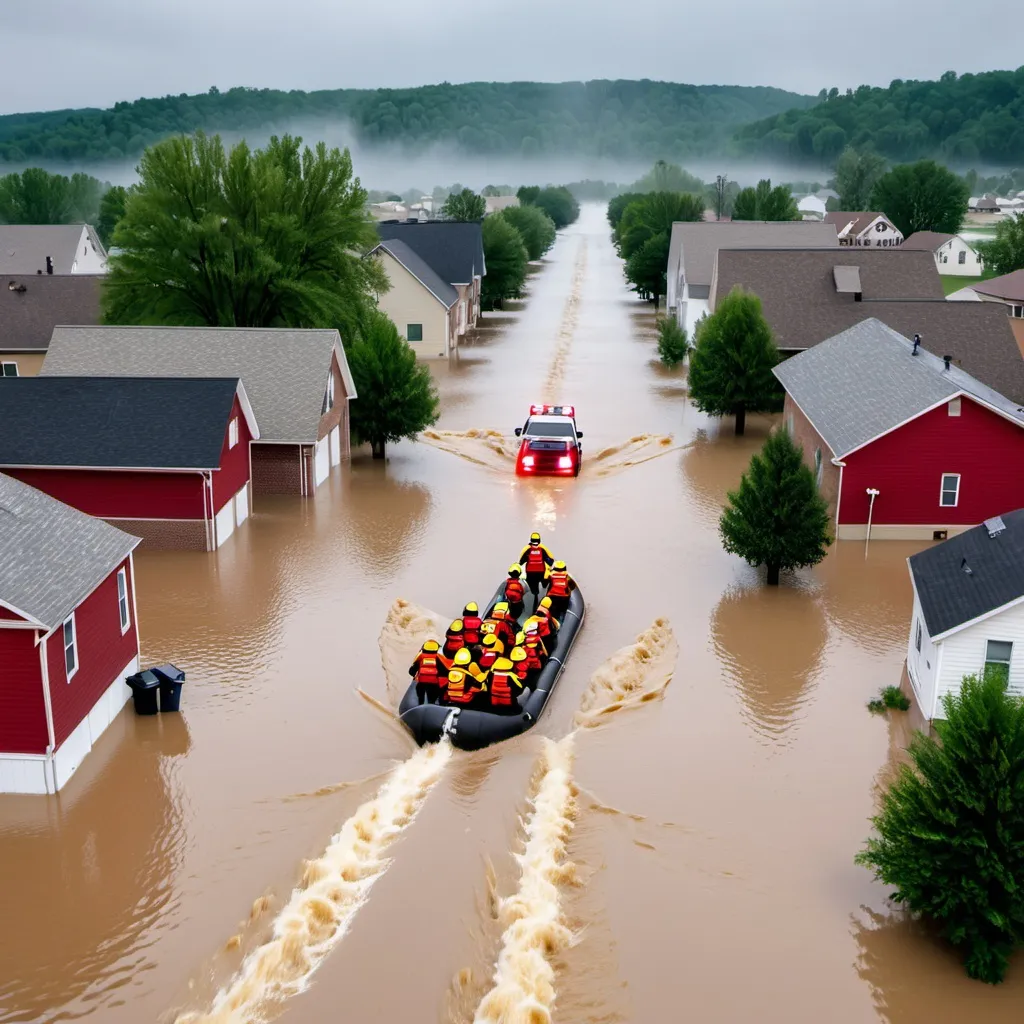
[902,231,984,277]
[906,512,1024,720]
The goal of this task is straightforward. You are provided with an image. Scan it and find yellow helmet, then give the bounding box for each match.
[508,564,522,578]
[525,620,539,634]
[515,631,525,646]
[482,634,499,649]
[553,560,566,571]
[530,532,541,544]
[494,601,509,615]
[493,657,514,671]
[510,647,527,662]
[539,597,553,610]
[448,668,465,684]
[449,619,464,632]
[454,648,472,666]
[422,639,439,652]
[463,601,479,614]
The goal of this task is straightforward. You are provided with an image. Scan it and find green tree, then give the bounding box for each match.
[616,191,706,259]
[625,232,670,307]
[517,185,541,206]
[66,173,104,222]
[632,159,704,194]
[441,187,485,221]
[657,316,689,367]
[731,179,798,221]
[104,132,384,336]
[856,672,1024,984]
[607,191,645,232]
[870,159,969,236]
[96,185,129,248]
[719,428,832,585]
[347,311,440,459]
[978,216,1024,276]
[499,204,556,260]
[526,186,580,229]
[833,146,887,210]
[0,168,70,223]
[688,286,781,436]
[481,213,528,309]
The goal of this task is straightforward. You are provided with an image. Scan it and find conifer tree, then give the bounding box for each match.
[719,428,831,585]
[688,286,781,435]
[856,672,1024,984]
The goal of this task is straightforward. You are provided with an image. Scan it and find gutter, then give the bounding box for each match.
[37,629,58,793]
[831,458,846,532]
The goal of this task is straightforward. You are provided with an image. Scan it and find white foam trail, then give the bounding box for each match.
[378,597,450,707]
[175,740,452,1024]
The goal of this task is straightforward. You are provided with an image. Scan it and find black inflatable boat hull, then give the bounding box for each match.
[398,585,585,751]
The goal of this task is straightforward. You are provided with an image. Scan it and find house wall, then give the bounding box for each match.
[44,556,139,747]
[375,252,453,356]
[251,443,303,494]
[71,226,107,274]
[783,393,841,519]
[843,217,904,247]
[210,395,253,512]
[316,351,350,463]
[905,587,940,717]
[0,352,46,376]
[934,236,984,277]
[0,627,48,754]
[454,284,470,335]
[838,396,1024,539]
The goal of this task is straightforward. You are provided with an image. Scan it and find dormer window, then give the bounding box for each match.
[325,370,335,412]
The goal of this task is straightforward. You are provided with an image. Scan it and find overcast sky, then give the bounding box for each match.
[0,0,1018,115]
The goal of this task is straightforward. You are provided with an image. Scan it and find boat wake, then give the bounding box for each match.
[378,598,451,708]
[419,429,516,472]
[542,239,588,404]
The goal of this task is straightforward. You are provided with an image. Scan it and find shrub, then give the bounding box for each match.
[656,317,689,367]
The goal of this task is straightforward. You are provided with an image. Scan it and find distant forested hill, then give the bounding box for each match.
[734,67,1024,165]
[0,80,811,165]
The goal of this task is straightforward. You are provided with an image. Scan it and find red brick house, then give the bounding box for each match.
[775,318,1024,541]
[0,377,259,550]
[41,326,355,495]
[0,473,141,793]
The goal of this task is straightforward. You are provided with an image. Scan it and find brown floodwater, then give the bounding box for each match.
[3,204,1023,1023]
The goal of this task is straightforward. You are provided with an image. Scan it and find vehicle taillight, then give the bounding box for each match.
[558,456,573,469]
[522,455,535,467]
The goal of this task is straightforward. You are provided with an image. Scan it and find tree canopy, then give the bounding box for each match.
[857,671,1024,984]
[0,168,106,225]
[520,186,580,229]
[441,188,485,221]
[96,184,129,248]
[481,214,528,309]
[103,132,384,336]
[833,147,887,210]
[869,159,969,236]
[731,178,799,221]
[978,216,1024,276]
[347,311,440,459]
[499,204,556,261]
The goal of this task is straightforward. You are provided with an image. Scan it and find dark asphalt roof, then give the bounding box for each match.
[974,270,1024,303]
[909,509,1024,638]
[0,377,243,469]
[371,239,458,307]
[0,274,102,352]
[901,231,956,252]
[375,221,485,286]
[0,472,140,628]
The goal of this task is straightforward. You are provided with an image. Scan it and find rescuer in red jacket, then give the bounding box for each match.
[518,532,554,606]
[462,603,484,648]
[503,565,527,619]
[409,639,446,705]
[544,560,576,618]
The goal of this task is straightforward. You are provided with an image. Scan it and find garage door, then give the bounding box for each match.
[214,500,235,549]
[329,425,341,466]
[314,438,330,487]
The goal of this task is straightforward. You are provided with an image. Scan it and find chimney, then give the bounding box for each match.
[45,256,53,275]
[912,333,920,356]
[943,355,952,371]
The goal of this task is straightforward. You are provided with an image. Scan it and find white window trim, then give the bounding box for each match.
[117,567,131,634]
[326,371,335,411]
[939,473,961,508]
[915,620,922,652]
[228,417,239,449]
[63,613,78,681]
[1,361,18,377]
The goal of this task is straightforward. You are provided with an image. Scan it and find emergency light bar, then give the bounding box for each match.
[529,404,575,417]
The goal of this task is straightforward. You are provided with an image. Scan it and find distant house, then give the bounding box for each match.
[484,195,520,215]
[369,202,427,223]
[0,377,259,550]
[369,239,461,357]
[41,327,354,495]
[947,269,1024,319]
[902,231,984,276]
[0,274,102,377]
[376,221,486,331]
[774,319,1024,541]
[906,511,1024,720]
[796,194,827,220]
[969,195,1000,213]
[0,472,141,794]
[665,221,838,335]
[823,211,904,248]
[0,224,107,275]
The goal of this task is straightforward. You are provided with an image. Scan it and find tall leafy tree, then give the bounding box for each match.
[720,429,832,585]
[96,185,129,248]
[104,132,384,335]
[833,146,887,210]
[731,179,798,221]
[525,186,580,229]
[869,159,969,236]
[481,214,528,309]
[688,286,781,436]
[499,204,556,260]
[616,191,706,259]
[0,167,104,224]
[978,216,1024,276]
[347,311,440,459]
[625,232,670,307]
[632,159,704,194]
[856,672,1024,984]
[607,191,645,232]
[441,188,485,221]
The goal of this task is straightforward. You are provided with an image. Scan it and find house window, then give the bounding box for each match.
[228,417,239,448]
[984,640,1012,686]
[939,473,960,507]
[915,620,923,652]
[948,397,961,417]
[786,414,794,435]
[958,250,966,265]
[406,323,423,342]
[117,568,130,633]
[1011,305,1024,319]
[326,371,335,411]
[1,362,18,377]
[63,614,78,680]
[814,447,823,488]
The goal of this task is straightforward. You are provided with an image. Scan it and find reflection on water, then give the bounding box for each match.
[712,584,828,742]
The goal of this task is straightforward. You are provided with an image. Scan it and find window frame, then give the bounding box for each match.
[814,447,823,489]
[958,250,966,265]
[406,323,423,342]
[984,639,1012,685]
[63,614,78,681]
[117,567,131,634]
[915,619,922,653]
[1,361,18,377]
[228,417,239,449]
[939,473,960,507]
[948,397,961,417]
[325,370,335,412]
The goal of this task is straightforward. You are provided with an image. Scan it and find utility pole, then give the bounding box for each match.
[714,175,729,221]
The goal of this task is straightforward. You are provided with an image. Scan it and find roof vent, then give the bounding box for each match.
[961,557,973,575]
[8,280,26,293]
[833,265,862,296]
[943,355,952,371]
[984,515,1006,538]
[912,333,920,356]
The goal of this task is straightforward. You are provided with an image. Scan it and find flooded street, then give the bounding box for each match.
[3,203,1024,1023]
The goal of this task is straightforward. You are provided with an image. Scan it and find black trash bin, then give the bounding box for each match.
[153,664,186,713]
[126,670,160,715]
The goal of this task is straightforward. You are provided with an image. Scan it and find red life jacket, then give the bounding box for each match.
[445,670,473,705]
[443,630,466,658]
[463,615,483,644]
[523,635,546,667]
[531,615,552,639]
[547,571,571,598]
[480,650,498,669]
[511,655,530,682]
[414,653,441,685]
[504,578,525,603]
[524,546,547,574]
[489,664,515,707]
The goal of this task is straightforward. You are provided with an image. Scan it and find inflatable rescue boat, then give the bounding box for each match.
[399,580,585,751]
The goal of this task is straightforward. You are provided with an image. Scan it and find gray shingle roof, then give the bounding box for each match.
[0,472,140,629]
[973,270,1024,303]
[375,221,485,286]
[901,231,956,252]
[0,225,105,275]
[773,318,1024,457]
[909,509,1024,638]
[41,327,353,443]
[371,239,458,308]
[0,274,102,352]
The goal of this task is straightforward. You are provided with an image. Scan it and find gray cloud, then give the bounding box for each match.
[0,0,1019,114]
